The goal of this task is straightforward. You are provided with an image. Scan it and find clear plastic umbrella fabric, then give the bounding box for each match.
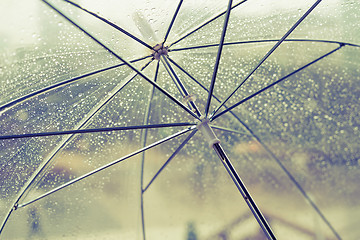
[0,0,359,239]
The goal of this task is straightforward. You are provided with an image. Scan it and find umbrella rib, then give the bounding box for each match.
[236,120,342,240]
[139,61,160,240]
[16,127,195,210]
[211,0,323,118]
[41,0,143,70]
[0,55,151,113]
[0,59,154,235]
[167,57,247,126]
[160,57,186,97]
[210,125,251,136]
[160,56,202,117]
[211,45,343,121]
[42,0,199,120]
[168,60,274,239]
[167,57,209,91]
[2,59,153,168]
[143,129,197,193]
[163,0,183,45]
[167,56,246,119]
[63,0,153,50]
[166,57,267,132]
[205,0,233,117]
[131,65,200,119]
[168,0,248,48]
[169,38,360,52]
[1,58,156,184]
[0,123,195,140]
[140,57,342,239]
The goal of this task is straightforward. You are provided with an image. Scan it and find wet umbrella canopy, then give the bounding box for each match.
[0,0,359,239]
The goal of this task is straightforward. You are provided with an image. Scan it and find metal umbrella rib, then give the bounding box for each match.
[63,0,153,50]
[139,61,160,240]
[163,0,183,45]
[0,58,155,235]
[238,119,342,240]
[160,56,188,98]
[0,55,151,113]
[160,55,202,117]
[42,0,199,120]
[160,0,276,234]
[210,125,251,136]
[205,0,233,117]
[160,6,277,233]
[0,57,151,188]
[211,45,344,121]
[0,58,153,179]
[15,126,195,210]
[169,39,360,52]
[162,3,276,233]
[168,0,249,48]
[143,130,198,193]
[0,123,195,140]
[211,0,323,118]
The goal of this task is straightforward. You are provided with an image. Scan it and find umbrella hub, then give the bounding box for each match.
[197,117,220,148]
[152,43,169,60]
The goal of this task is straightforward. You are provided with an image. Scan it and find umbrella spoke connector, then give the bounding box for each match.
[152,43,202,116]
[151,43,169,60]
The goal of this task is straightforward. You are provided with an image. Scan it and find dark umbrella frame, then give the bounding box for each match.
[0,0,359,239]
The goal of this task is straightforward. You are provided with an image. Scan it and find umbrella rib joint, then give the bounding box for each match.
[152,43,169,60]
[196,117,220,148]
[152,44,202,117]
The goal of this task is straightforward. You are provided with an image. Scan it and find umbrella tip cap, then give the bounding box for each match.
[197,117,220,148]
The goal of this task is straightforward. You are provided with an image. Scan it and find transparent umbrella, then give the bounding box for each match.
[0,0,359,239]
